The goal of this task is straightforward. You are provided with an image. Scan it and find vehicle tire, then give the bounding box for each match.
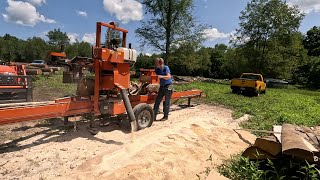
[256,88,261,97]
[232,89,237,94]
[232,88,240,94]
[133,103,154,130]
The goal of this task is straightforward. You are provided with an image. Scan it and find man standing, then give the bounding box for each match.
[154,58,173,121]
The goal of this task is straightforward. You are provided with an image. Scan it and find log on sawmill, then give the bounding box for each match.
[26,69,42,75]
[41,68,53,73]
[77,77,95,96]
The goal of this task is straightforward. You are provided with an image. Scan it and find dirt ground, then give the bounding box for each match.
[0,104,255,180]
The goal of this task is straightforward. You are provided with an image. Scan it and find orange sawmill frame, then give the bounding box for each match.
[0,21,202,126]
[0,90,201,125]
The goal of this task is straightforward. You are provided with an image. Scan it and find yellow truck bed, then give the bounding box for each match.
[231,73,266,96]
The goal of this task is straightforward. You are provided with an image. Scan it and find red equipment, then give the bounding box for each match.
[0,22,201,131]
[0,64,32,103]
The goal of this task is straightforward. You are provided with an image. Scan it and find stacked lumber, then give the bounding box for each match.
[51,67,61,72]
[242,123,320,164]
[28,64,48,68]
[41,68,53,73]
[25,64,62,76]
[26,69,42,75]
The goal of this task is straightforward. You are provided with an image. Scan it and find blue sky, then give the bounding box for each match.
[0,0,320,54]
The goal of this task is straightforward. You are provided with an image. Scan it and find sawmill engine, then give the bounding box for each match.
[117,47,137,65]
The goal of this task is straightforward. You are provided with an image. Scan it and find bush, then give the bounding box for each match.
[218,155,320,180]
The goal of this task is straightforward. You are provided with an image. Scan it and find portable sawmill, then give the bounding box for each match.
[0,21,202,131]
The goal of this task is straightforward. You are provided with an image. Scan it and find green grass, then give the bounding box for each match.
[218,155,320,180]
[32,73,77,101]
[175,82,320,130]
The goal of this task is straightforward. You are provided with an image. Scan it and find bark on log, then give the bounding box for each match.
[242,146,275,160]
[282,124,320,163]
[254,136,282,156]
[29,64,48,68]
[26,69,42,75]
[50,67,61,71]
[41,68,53,73]
[77,78,94,96]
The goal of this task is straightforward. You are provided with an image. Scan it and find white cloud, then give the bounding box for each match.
[2,0,55,27]
[145,53,152,57]
[103,0,143,23]
[203,28,234,41]
[287,0,320,14]
[26,0,46,6]
[76,10,87,17]
[67,33,79,44]
[82,33,95,44]
[39,31,48,39]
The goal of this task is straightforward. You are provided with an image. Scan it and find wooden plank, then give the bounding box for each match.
[273,125,282,143]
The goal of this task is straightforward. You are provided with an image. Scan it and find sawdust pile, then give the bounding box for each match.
[0,105,255,180]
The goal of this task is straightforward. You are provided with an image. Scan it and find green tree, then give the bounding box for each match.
[24,37,48,62]
[46,29,70,51]
[210,44,228,78]
[170,42,211,76]
[135,53,156,71]
[136,0,207,65]
[65,41,92,59]
[303,26,320,56]
[221,48,249,78]
[308,57,320,88]
[232,0,305,79]
[0,34,25,62]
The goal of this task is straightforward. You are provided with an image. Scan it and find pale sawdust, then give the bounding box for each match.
[0,104,255,180]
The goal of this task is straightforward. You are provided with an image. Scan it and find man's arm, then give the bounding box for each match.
[158,73,171,80]
[158,66,171,80]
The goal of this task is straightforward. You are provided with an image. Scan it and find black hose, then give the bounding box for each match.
[120,89,137,131]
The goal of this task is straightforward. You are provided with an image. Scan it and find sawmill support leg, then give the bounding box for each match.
[188,98,191,107]
[64,116,69,125]
[89,113,95,128]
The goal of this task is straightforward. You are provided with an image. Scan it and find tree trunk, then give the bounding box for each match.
[165,0,173,65]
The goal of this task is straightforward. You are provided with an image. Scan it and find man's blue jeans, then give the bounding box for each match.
[153,84,173,119]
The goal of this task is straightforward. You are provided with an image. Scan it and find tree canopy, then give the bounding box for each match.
[136,0,207,64]
[231,0,306,79]
[46,28,70,51]
[303,26,320,57]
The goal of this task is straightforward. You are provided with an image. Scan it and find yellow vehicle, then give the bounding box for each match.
[230,73,266,96]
